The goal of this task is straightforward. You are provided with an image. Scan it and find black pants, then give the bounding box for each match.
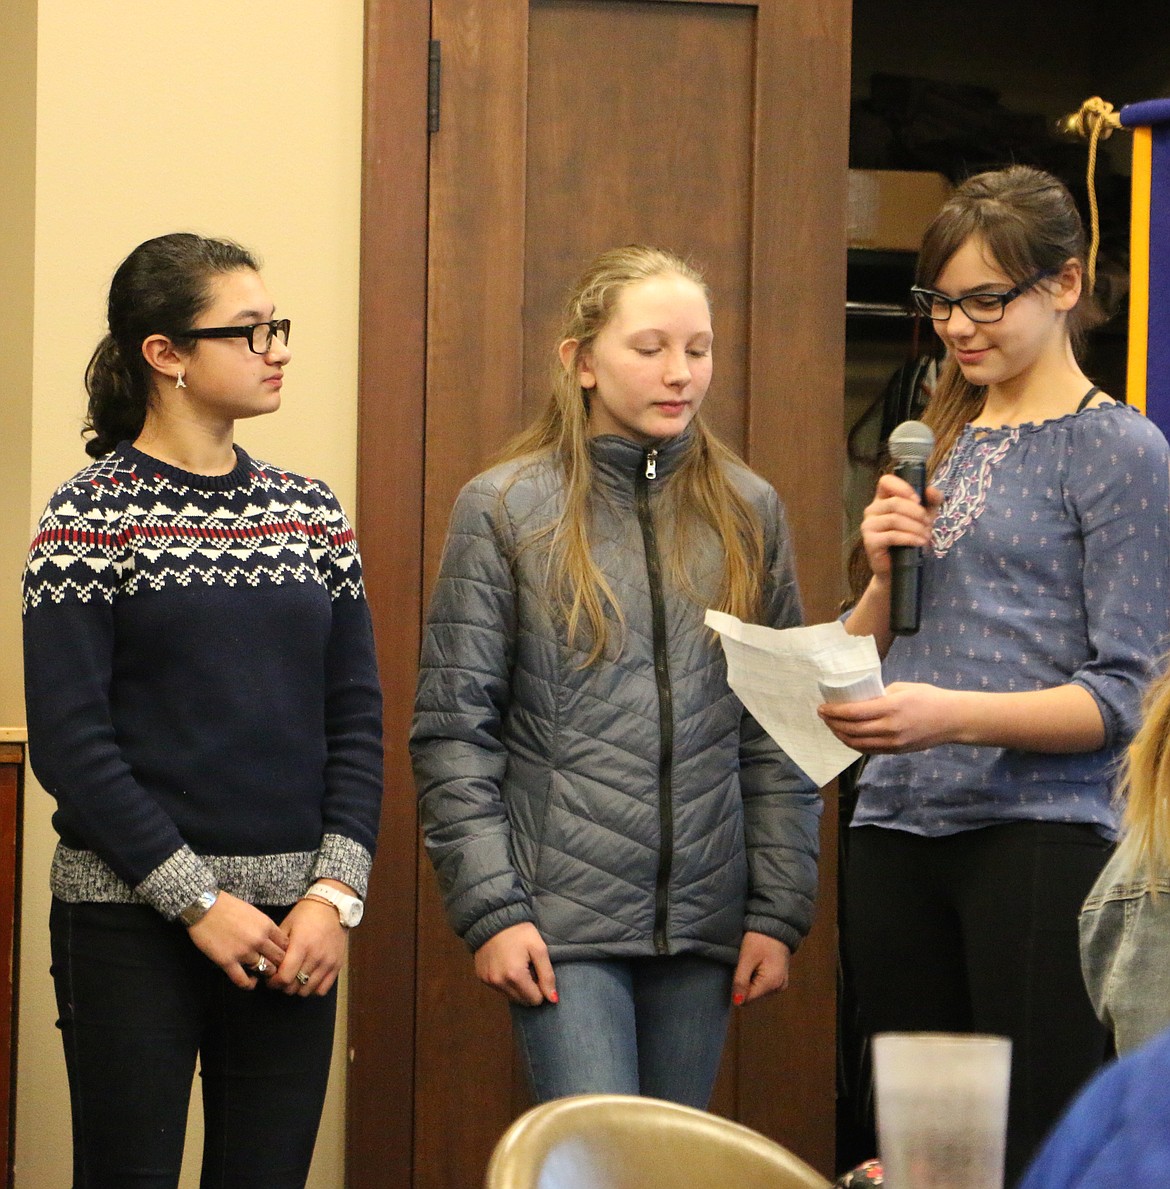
[844,822,1110,1185]
[50,899,337,1189]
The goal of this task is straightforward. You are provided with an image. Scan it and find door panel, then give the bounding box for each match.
[523,0,754,451]
[356,1,850,1184]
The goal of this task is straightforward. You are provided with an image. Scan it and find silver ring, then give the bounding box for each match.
[255,956,270,976]
[296,970,310,986]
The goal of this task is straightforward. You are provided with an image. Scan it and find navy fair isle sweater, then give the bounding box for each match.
[22,442,383,920]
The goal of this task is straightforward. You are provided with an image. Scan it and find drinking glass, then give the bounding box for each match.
[873,1032,1012,1189]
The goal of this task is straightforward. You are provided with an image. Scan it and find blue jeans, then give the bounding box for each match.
[510,955,733,1108]
[50,899,337,1188]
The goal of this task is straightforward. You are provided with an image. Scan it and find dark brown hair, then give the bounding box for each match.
[83,233,258,457]
[916,165,1104,469]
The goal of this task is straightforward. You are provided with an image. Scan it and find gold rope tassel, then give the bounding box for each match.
[1057,97,1123,293]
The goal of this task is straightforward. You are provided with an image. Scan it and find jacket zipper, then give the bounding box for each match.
[636,447,673,955]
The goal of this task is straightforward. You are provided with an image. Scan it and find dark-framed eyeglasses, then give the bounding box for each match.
[909,271,1055,324]
[179,318,291,354]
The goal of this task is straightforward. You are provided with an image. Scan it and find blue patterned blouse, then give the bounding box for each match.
[853,402,1170,838]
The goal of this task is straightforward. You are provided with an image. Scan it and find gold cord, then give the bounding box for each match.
[1058,97,1123,294]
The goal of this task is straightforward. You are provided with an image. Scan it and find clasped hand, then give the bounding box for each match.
[188,889,349,996]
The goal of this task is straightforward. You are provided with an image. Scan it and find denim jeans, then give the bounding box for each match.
[509,955,733,1108]
[50,899,337,1189]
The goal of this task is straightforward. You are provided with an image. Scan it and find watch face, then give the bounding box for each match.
[309,884,363,927]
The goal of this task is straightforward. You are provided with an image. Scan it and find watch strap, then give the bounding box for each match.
[303,882,363,926]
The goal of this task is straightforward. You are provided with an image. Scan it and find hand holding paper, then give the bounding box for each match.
[705,610,884,786]
[819,672,886,704]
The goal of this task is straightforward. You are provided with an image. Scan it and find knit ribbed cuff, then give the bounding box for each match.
[134,846,219,920]
[310,834,373,898]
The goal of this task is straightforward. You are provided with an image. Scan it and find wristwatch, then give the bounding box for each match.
[177,888,219,928]
[303,882,364,927]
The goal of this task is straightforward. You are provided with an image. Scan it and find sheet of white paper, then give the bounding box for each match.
[705,610,884,786]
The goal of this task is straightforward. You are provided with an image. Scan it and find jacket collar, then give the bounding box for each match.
[588,427,695,492]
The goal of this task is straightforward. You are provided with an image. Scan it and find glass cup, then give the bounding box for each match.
[873,1032,1012,1189]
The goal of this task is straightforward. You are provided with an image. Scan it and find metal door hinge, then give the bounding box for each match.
[428,40,441,134]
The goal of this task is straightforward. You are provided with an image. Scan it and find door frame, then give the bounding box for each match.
[349,3,430,1186]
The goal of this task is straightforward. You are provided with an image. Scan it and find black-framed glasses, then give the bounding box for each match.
[179,319,291,354]
[909,270,1055,324]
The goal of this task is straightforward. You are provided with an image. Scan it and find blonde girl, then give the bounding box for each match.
[1080,660,1170,1055]
[412,245,821,1106]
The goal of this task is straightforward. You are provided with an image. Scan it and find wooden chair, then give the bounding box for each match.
[484,1094,833,1189]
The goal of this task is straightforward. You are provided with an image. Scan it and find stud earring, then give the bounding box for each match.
[175,370,186,389]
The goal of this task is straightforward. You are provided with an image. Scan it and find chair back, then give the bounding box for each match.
[484,1094,832,1189]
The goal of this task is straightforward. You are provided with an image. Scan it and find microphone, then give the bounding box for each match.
[886,419,935,637]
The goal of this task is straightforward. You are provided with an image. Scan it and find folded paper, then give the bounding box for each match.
[706,610,884,786]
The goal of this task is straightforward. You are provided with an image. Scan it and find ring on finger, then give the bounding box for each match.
[296,970,310,986]
[254,956,270,976]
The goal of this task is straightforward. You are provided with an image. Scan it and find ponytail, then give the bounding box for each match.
[83,335,150,458]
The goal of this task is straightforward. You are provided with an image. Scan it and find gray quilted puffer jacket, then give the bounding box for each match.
[411,430,821,964]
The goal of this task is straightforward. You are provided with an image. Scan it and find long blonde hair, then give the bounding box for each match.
[1113,661,1170,886]
[916,165,1105,470]
[499,245,766,666]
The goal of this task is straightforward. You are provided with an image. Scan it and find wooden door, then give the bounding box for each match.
[355,2,850,1185]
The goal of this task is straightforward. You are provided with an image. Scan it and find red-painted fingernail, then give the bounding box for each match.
[548,990,559,1004]
[732,992,745,1006]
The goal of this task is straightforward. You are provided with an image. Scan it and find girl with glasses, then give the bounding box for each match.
[820,165,1170,1180]
[22,233,383,1187]
[411,245,820,1108]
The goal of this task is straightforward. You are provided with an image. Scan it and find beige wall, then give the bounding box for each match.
[5,3,366,1185]
[0,0,36,731]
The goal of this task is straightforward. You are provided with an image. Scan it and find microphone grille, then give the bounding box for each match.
[888,419,935,465]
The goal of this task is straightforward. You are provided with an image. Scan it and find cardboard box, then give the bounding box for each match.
[848,169,952,252]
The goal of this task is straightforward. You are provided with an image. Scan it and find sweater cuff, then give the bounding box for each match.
[135,846,219,920]
[310,833,373,898]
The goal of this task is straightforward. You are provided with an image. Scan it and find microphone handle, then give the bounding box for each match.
[889,459,927,637]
